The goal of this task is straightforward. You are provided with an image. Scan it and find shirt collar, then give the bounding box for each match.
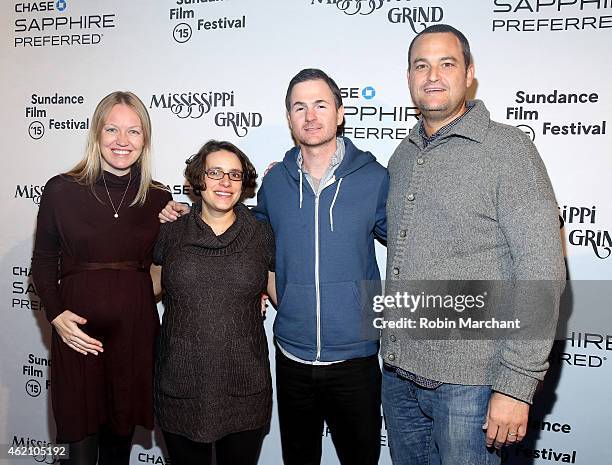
[296,137,345,173]
[419,102,474,148]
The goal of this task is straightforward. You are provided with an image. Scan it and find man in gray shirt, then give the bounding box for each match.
[381,24,565,465]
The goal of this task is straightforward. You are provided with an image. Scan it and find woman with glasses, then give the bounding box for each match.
[153,140,275,465]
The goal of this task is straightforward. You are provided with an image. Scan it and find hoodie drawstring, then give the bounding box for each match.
[298,168,304,209]
[329,178,343,232]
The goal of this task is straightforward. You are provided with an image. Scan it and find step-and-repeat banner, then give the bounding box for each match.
[1,1,611,464]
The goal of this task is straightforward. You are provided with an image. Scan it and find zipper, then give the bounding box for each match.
[314,193,321,361]
[314,176,338,362]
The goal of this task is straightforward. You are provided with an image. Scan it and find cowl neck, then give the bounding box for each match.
[181,201,256,256]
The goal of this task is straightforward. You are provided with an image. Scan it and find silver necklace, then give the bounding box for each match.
[102,170,132,218]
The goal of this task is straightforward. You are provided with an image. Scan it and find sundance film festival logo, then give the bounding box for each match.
[310,0,444,30]
[22,354,51,398]
[506,89,606,140]
[167,0,244,44]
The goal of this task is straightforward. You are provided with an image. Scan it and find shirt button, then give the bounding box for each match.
[390,335,397,342]
[399,230,407,238]
[388,353,396,362]
[417,158,424,165]
[392,267,400,275]
[407,193,415,201]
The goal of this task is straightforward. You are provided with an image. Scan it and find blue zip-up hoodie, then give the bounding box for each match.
[253,137,388,362]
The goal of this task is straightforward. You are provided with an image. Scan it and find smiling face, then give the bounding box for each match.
[201,149,243,216]
[408,32,474,131]
[287,79,344,152]
[99,103,144,176]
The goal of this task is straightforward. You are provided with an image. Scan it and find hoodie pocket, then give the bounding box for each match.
[275,283,317,347]
[320,281,369,347]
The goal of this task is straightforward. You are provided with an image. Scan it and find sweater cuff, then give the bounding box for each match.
[44,299,64,324]
[493,366,539,404]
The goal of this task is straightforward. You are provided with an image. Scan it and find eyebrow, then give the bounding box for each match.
[412,56,458,64]
[292,99,330,109]
[104,122,143,129]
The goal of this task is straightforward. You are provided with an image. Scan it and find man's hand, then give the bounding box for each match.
[51,310,103,355]
[260,293,269,316]
[264,162,278,176]
[159,201,191,223]
[483,392,529,449]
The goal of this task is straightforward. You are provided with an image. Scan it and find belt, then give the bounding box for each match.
[61,260,150,279]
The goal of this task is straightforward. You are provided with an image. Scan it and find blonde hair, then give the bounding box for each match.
[66,91,161,206]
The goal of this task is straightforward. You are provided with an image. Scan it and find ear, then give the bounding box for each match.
[336,105,345,126]
[466,63,475,89]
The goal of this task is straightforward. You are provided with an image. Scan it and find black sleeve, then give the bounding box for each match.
[31,176,64,323]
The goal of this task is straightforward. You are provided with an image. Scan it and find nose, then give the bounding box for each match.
[116,130,129,146]
[427,65,440,82]
[305,106,316,121]
[219,174,232,186]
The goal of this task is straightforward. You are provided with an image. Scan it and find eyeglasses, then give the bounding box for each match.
[204,168,243,182]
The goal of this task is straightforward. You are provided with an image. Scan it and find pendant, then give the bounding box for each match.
[114,213,119,218]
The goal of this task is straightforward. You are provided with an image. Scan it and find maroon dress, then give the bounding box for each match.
[32,171,171,442]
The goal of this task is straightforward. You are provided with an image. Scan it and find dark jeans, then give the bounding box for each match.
[162,427,266,465]
[275,348,382,465]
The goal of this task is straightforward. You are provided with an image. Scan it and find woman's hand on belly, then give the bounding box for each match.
[51,310,104,355]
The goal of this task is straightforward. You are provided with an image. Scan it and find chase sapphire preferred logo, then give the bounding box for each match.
[341,84,420,140]
[14,0,116,48]
[492,0,612,32]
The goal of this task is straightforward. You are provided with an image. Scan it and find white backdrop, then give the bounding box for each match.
[1,1,611,464]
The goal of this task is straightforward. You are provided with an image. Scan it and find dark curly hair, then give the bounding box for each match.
[184,140,257,201]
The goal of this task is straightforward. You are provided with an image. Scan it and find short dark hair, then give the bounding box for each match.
[184,140,257,201]
[407,24,472,72]
[285,68,343,112]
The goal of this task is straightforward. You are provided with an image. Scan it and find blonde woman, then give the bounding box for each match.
[32,91,171,465]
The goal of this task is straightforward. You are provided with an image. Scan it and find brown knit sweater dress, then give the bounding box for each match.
[31,171,172,442]
[153,201,274,443]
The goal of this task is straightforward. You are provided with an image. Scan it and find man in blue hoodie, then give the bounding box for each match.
[254,69,388,465]
[159,69,388,465]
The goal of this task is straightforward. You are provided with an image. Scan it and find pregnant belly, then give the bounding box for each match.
[60,270,156,339]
